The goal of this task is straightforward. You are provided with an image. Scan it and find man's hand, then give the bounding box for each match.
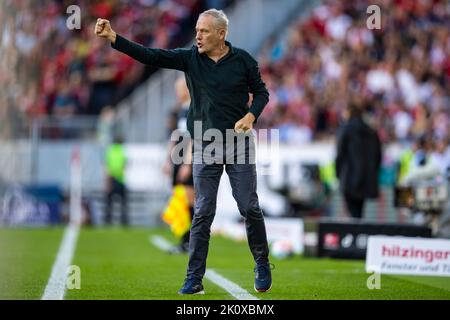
[177,164,192,183]
[234,112,256,133]
[94,18,116,44]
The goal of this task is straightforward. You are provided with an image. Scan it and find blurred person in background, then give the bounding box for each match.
[397,135,444,227]
[162,76,194,254]
[97,105,116,147]
[52,81,78,138]
[335,100,382,219]
[87,44,119,115]
[435,138,450,238]
[104,135,128,226]
[397,135,437,186]
[431,137,450,178]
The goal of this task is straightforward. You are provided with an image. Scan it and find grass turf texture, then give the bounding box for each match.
[0,228,64,299]
[1,227,449,300]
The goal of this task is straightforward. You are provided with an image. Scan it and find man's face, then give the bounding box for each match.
[195,15,223,54]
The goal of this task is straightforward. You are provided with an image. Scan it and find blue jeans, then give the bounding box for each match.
[186,138,269,281]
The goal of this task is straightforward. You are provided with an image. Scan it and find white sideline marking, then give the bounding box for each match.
[42,224,79,300]
[149,235,173,252]
[205,269,259,300]
[149,235,258,300]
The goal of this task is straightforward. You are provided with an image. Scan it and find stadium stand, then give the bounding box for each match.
[0,0,234,139]
[0,0,449,228]
[256,0,449,145]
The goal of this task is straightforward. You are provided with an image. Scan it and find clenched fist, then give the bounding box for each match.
[94,18,116,43]
[234,112,256,133]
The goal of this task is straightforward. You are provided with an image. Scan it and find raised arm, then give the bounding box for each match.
[94,18,189,71]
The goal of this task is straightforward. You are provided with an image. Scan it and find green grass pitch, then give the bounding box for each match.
[1,227,449,300]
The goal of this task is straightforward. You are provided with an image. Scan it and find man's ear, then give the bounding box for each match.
[218,28,226,40]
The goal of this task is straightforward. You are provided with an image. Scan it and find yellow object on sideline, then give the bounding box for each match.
[162,185,191,238]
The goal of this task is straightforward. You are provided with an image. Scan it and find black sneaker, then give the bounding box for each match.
[254,263,274,292]
[178,278,205,295]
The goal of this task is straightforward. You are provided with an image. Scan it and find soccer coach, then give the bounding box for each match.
[95,9,272,294]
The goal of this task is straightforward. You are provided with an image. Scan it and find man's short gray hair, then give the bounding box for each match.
[199,9,229,33]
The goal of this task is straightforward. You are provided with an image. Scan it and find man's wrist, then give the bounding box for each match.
[246,112,256,123]
[109,32,117,44]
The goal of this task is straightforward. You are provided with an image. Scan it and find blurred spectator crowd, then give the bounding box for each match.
[0,0,232,139]
[256,0,449,147]
[1,0,449,146]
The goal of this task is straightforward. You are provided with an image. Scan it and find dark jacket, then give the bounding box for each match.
[335,117,382,199]
[111,35,269,138]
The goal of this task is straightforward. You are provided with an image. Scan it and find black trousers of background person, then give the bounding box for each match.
[186,137,270,282]
[180,207,194,251]
[344,193,365,219]
[105,177,128,225]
